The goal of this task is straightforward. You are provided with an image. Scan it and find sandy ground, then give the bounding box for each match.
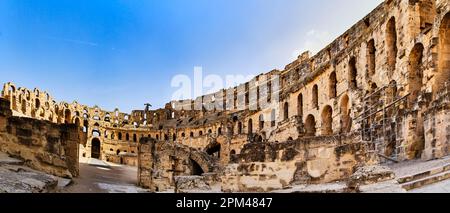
[61,158,149,193]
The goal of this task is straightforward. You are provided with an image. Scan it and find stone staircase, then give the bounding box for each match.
[0,151,72,193]
[397,163,450,191]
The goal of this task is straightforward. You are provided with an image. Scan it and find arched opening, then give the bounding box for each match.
[218,127,222,135]
[156,134,159,140]
[172,133,176,141]
[83,120,89,133]
[21,99,27,113]
[386,17,398,72]
[133,134,137,142]
[305,115,316,136]
[329,72,337,99]
[190,159,204,176]
[435,13,450,97]
[74,117,81,127]
[206,143,221,158]
[64,109,71,124]
[237,122,242,134]
[283,102,289,120]
[408,43,424,104]
[367,39,376,77]
[230,150,236,161]
[91,138,101,159]
[118,132,123,140]
[271,109,276,127]
[35,98,40,109]
[312,85,319,109]
[349,57,358,89]
[92,129,100,138]
[340,95,351,133]
[321,105,333,135]
[104,113,111,122]
[248,119,253,134]
[259,114,264,130]
[164,134,168,141]
[11,96,17,110]
[126,133,130,141]
[297,93,303,117]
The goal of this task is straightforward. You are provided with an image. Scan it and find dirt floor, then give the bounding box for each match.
[61,159,149,193]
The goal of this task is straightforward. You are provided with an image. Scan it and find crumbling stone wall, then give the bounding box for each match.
[137,137,217,192]
[1,0,449,188]
[0,98,82,178]
[221,134,374,192]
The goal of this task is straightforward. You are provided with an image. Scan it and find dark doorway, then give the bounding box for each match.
[91,138,101,159]
[190,159,204,176]
[206,143,221,158]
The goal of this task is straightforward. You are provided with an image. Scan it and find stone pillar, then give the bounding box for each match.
[137,137,156,190]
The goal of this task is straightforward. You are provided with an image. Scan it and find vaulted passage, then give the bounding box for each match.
[367,39,376,77]
[190,159,204,176]
[91,138,101,159]
[408,43,424,104]
[65,109,71,124]
[349,57,357,89]
[248,119,253,134]
[259,114,264,130]
[386,17,398,73]
[329,72,337,99]
[206,143,221,158]
[436,13,450,96]
[312,85,319,109]
[297,93,303,117]
[283,102,289,120]
[340,95,351,133]
[305,114,316,136]
[321,105,333,135]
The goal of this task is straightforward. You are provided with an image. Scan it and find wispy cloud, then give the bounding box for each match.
[291,29,334,59]
[43,36,99,47]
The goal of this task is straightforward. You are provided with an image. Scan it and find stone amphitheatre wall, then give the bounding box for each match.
[221,134,375,192]
[0,98,83,178]
[1,0,449,190]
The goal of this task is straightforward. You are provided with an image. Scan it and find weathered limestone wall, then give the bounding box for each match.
[0,98,82,178]
[422,90,450,160]
[221,134,374,192]
[137,137,217,192]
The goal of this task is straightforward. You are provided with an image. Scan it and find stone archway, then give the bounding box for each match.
[305,114,316,136]
[321,105,333,135]
[435,12,450,97]
[91,138,101,159]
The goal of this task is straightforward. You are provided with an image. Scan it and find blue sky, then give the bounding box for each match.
[0,0,383,112]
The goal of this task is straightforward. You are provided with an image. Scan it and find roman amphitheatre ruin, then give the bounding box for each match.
[0,0,449,193]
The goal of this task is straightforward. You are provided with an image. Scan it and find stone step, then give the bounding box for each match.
[401,170,450,191]
[0,152,24,165]
[397,163,450,184]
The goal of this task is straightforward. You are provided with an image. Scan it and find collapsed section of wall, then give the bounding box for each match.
[138,137,218,192]
[221,134,376,192]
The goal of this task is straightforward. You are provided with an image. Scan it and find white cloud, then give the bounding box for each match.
[291,29,334,60]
